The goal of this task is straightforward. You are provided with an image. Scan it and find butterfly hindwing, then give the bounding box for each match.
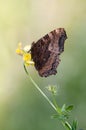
[31,28,67,77]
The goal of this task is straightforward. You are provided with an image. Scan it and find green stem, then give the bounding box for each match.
[23,64,57,111]
[52,94,61,114]
[29,74,57,111]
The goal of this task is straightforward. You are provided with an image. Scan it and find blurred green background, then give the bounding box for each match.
[0,0,86,130]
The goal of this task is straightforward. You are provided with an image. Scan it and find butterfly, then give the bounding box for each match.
[30,28,67,77]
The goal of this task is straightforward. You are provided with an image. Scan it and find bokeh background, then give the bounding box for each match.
[0,0,86,130]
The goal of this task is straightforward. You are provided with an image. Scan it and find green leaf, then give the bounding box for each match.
[66,105,74,112]
[23,63,29,75]
[61,104,66,112]
[52,113,69,121]
[72,120,78,130]
[51,114,59,119]
[65,121,72,130]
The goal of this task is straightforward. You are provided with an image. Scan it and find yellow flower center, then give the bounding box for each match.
[23,53,31,61]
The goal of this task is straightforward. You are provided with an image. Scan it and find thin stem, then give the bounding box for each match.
[23,64,57,111]
[52,94,61,114]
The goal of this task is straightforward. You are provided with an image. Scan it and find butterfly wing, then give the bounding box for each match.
[31,28,67,77]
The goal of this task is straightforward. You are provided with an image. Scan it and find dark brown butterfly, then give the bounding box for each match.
[31,28,67,77]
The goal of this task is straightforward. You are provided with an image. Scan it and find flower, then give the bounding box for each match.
[47,85,57,95]
[16,42,34,66]
[23,53,31,61]
[16,42,24,55]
